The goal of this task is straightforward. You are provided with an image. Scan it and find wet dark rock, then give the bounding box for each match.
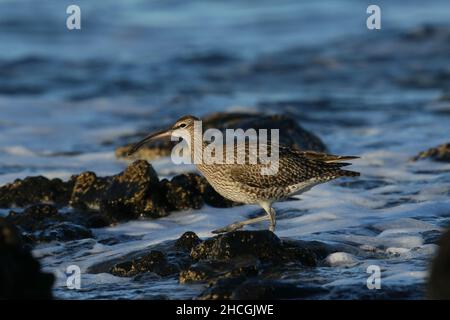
[231,280,326,300]
[6,204,94,243]
[0,217,54,299]
[197,276,248,300]
[161,173,204,211]
[412,143,450,162]
[7,204,60,232]
[88,235,194,276]
[427,229,450,299]
[70,172,110,211]
[110,250,178,277]
[84,212,112,228]
[36,222,93,242]
[100,160,166,220]
[174,231,202,252]
[88,230,341,300]
[117,112,327,160]
[191,230,317,266]
[0,176,72,208]
[180,259,259,284]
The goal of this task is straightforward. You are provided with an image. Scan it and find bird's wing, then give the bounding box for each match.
[228,146,359,189]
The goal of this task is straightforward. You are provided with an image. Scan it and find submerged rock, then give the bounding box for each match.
[6,204,94,243]
[7,204,61,232]
[0,217,54,299]
[412,143,450,162]
[36,222,93,242]
[117,112,327,160]
[201,279,326,300]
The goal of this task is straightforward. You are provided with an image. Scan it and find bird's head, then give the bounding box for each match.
[127,115,199,156]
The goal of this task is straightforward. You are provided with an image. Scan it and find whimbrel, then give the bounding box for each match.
[128,115,359,233]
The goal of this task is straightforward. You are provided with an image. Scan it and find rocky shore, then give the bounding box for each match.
[1,112,449,299]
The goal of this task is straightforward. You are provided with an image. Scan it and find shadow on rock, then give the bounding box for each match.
[0,217,54,299]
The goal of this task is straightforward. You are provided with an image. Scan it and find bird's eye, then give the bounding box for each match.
[179,123,187,128]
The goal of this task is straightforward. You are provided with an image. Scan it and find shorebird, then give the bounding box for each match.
[128,115,359,233]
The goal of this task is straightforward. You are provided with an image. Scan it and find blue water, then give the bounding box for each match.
[1,0,450,299]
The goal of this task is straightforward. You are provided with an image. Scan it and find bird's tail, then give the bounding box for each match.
[302,151,361,178]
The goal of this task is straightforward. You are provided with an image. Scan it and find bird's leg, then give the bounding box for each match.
[211,214,269,234]
[269,207,276,232]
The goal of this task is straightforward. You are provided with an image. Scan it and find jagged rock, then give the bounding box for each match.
[161,173,204,211]
[190,230,317,266]
[0,176,72,208]
[174,231,202,252]
[0,217,54,299]
[179,259,259,284]
[412,143,450,162]
[110,250,178,277]
[88,233,196,275]
[117,112,327,160]
[0,160,233,228]
[100,160,166,220]
[87,230,337,300]
[70,172,110,210]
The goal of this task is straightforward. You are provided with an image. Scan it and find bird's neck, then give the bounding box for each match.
[185,127,207,164]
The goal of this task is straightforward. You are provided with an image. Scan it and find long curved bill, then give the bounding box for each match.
[127,129,172,156]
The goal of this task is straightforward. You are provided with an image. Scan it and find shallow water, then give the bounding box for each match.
[1,0,450,299]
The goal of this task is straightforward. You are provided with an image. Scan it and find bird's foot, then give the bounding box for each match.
[211,221,244,234]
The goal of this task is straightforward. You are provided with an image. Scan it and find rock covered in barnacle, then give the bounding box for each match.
[0,217,54,299]
[110,250,179,277]
[412,143,450,162]
[99,160,166,219]
[160,173,205,211]
[190,230,317,265]
[70,172,111,211]
[116,112,327,160]
[0,176,72,208]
